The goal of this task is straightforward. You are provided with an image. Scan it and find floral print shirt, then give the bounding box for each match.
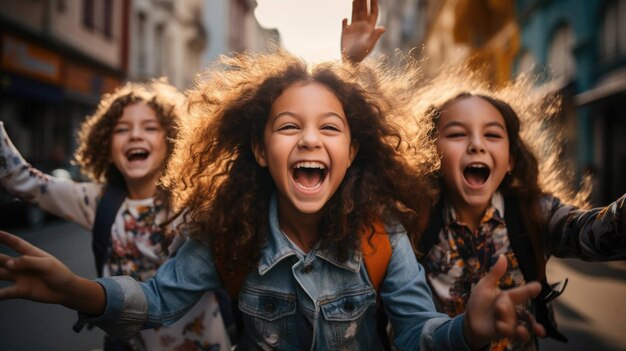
[0,122,230,351]
[424,191,625,351]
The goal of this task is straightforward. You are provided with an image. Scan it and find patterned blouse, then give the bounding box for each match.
[424,191,625,351]
[0,122,230,351]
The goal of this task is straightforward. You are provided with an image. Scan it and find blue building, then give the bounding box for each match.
[516,0,626,204]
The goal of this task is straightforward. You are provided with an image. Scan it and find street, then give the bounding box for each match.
[0,219,625,350]
[0,220,104,351]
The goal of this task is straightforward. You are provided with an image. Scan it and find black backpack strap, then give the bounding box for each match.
[419,198,445,258]
[503,195,537,281]
[92,184,127,277]
[504,195,568,343]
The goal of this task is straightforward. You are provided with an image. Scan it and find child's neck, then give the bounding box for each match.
[124,179,158,200]
[451,200,489,233]
[277,201,321,253]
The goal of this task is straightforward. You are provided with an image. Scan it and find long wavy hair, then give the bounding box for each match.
[428,93,547,277]
[163,50,437,275]
[75,79,183,193]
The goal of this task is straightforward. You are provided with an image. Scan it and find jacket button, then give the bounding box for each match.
[344,301,354,311]
[265,303,275,312]
[302,264,313,273]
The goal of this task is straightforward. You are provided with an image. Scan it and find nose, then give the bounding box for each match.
[467,135,485,154]
[298,128,322,150]
[129,125,144,140]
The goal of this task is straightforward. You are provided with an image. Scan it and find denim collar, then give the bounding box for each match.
[257,194,361,275]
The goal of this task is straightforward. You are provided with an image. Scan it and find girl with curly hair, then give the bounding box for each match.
[0,51,545,350]
[0,80,230,351]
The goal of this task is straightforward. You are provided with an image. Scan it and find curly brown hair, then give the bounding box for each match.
[429,93,547,278]
[75,79,184,187]
[163,50,437,275]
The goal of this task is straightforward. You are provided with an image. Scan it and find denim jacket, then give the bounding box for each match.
[80,195,470,351]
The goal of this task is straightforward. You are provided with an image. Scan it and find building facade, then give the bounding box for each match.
[128,0,206,89]
[0,0,127,174]
[516,0,626,204]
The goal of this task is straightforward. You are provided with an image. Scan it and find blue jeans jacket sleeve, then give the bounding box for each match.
[381,230,470,350]
[78,238,222,339]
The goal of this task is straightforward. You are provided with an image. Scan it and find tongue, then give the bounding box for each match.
[464,169,487,186]
[294,169,322,188]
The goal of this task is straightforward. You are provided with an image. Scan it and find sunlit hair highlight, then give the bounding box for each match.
[163,50,438,274]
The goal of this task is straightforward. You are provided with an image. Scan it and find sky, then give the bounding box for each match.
[254,0,353,63]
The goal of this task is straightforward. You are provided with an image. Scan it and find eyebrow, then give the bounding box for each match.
[272,111,347,123]
[439,120,506,130]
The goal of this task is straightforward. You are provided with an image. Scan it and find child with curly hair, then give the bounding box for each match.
[0,80,230,351]
[0,50,545,350]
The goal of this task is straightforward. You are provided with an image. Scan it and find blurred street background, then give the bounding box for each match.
[1,0,625,350]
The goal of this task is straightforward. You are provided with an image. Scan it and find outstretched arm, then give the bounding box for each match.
[0,122,102,229]
[341,0,385,63]
[463,255,545,349]
[0,231,105,316]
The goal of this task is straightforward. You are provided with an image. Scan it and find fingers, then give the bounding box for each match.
[342,18,348,31]
[370,0,379,20]
[8,255,54,273]
[481,254,508,287]
[351,0,366,21]
[0,231,47,257]
[0,267,15,282]
[0,285,22,300]
[505,281,541,305]
[368,27,386,47]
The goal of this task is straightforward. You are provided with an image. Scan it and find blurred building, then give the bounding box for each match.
[201,0,279,66]
[0,0,127,171]
[515,0,626,204]
[129,0,206,89]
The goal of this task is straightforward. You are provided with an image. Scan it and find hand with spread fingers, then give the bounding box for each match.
[463,255,546,350]
[341,0,385,63]
[0,231,105,315]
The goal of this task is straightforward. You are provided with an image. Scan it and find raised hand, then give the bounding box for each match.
[463,255,546,349]
[341,0,385,63]
[0,231,104,315]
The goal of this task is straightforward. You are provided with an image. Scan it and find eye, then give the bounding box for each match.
[321,124,341,132]
[446,132,466,138]
[485,132,503,139]
[113,127,128,134]
[277,123,299,131]
[145,125,160,132]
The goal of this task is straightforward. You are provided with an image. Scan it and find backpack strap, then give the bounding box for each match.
[360,221,392,294]
[504,195,568,343]
[419,198,445,258]
[92,184,127,277]
[503,195,537,282]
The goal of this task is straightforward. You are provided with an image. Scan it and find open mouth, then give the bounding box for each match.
[126,148,150,162]
[463,163,490,187]
[292,161,327,189]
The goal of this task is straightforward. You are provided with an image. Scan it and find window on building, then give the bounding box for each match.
[104,0,113,38]
[548,23,576,80]
[600,0,626,61]
[82,0,94,29]
[155,24,165,75]
[137,12,147,76]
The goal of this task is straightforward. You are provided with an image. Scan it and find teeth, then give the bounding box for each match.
[467,163,486,169]
[294,161,325,169]
[127,148,148,156]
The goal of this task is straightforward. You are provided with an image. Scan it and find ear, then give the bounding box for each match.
[348,140,359,166]
[507,153,515,173]
[251,140,267,167]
